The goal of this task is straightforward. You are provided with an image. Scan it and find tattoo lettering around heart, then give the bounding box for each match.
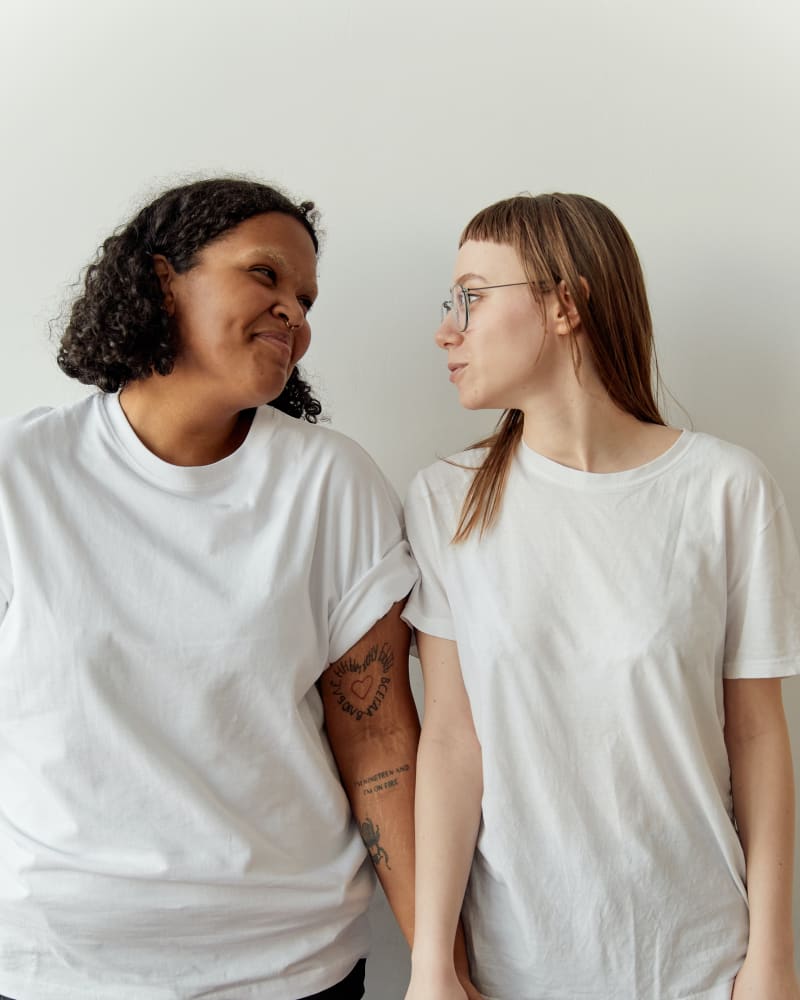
[329,642,394,721]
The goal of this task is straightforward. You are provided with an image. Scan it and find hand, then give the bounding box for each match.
[731,955,800,999]
[453,920,485,999]
[458,978,487,1000]
[454,959,486,1000]
[404,966,471,1000]
[406,923,486,1000]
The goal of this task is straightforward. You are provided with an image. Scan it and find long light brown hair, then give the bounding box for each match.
[452,193,665,543]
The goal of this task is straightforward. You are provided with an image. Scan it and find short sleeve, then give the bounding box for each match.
[401,473,456,641]
[325,447,419,664]
[724,497,800,679]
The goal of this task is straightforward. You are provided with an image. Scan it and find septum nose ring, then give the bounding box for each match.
[283,316,300,331]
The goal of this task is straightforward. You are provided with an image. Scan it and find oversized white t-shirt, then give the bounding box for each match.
[0,392,418,1000]
[403,431,800,1000]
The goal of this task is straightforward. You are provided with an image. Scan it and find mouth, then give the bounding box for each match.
[448,362,467,383]
[253,330,292,358]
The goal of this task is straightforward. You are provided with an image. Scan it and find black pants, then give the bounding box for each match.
[302,958,366,999]
[0,961,367,1000]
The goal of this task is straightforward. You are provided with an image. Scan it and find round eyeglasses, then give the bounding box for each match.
[441,282,530,333]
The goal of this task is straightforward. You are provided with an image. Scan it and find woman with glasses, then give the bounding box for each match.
[402,193,800,1000]
[0,178,422,1000]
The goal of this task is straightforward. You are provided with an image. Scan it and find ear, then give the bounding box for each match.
[550,278,589,337]
[152,254,177,316]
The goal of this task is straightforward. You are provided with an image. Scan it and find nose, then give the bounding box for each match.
[435,316,463,350]
[274,299,306,330]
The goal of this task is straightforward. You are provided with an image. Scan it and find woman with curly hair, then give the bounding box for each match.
[0,178,421,1000]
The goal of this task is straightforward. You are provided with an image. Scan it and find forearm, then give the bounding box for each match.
[321,602,420,943]
[727,689,797,964]
[410,725,483,969]
[336,723,419,944]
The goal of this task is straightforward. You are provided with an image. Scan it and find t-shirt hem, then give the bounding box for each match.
[328,542,418,662]
[0,955,369,1000]
[723,654,800,679]
[476,978,736,1000]
[401,607,456,642]
[678,979,736,1000]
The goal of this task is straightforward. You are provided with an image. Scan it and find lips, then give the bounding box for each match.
[253,330,292,357]
[448,362,467,383]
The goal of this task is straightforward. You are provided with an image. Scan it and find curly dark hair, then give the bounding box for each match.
[57,177,323,422]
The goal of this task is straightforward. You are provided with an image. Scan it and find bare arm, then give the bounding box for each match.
[321,601,420,944]
[725,677,800,999]
[406,631,484,1000]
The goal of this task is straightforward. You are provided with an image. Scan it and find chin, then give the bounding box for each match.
[458,387,496,412]
[253,373,293,408]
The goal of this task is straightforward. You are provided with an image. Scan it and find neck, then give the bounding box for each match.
[518,374,676,474]
[119,379,255,467]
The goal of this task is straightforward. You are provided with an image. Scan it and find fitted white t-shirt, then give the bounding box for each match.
[0,393,418,1000]
[403,431,800,1000]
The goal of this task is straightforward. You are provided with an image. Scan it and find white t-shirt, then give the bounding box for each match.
[0,392,418,1000]
[403,431,800,1000]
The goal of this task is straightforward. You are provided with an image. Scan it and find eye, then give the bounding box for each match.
[298,297,315,315]
[465,290,481,304]
[251,266,277,282]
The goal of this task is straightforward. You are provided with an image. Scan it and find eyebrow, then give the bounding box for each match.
[454,272,488,285]
[244,247,290,268]
[246,248,319,297]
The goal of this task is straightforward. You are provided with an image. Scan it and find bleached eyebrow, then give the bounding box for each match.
[454,272,488,285]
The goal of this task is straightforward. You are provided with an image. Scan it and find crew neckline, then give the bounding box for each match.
[99,391,278,492]
[517,429,695,492]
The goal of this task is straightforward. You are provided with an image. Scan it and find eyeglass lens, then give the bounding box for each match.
[452,286,468,331]
[455,286,467,331]
[441,286,469,332]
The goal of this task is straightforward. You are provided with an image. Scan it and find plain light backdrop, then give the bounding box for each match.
[1,0,799,995]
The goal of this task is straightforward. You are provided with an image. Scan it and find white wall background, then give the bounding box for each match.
[1,0,798,994]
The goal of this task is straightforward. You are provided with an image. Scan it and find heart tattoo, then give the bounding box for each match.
[351,676,374,701]
[329,643,394,721]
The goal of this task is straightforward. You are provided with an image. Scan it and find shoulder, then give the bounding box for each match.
[687,431,777,486]
[0,395,100,472]
[270,408,388,475]
[0,403,64,465]
[268,408,401,507]
[687,431,768,474]
[0,405,52,444]
[404,447,487,549]
[406,446,487,509]
[685,431,786,519]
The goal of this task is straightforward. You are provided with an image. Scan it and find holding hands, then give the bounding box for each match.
[405,926,486,1000]
[405,963,485,1000]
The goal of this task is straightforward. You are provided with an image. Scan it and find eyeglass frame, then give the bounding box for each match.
[441,281,531,333]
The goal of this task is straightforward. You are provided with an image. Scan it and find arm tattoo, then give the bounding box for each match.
[360,816,391,869]
[355,763,410,797]
[329,642,394,721]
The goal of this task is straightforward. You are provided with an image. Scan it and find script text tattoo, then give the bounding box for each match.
[329,643,394,721]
